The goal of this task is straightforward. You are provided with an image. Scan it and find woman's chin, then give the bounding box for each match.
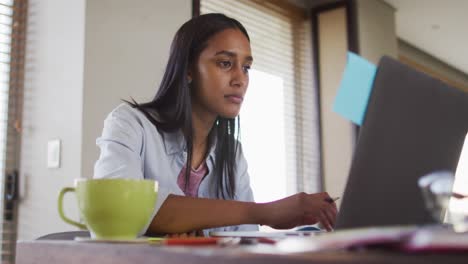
[219,112,240,119]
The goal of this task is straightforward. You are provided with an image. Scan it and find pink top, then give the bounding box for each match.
[177,162,208,197]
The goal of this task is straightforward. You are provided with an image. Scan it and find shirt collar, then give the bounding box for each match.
[162,129,217,162]
[161,129,185,155]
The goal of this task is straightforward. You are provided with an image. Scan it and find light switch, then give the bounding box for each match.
[47,139,61,169]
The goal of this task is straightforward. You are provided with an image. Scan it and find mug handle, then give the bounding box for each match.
[58,187,87,230]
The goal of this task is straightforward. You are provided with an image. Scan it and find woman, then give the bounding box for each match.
[94,13,337,236]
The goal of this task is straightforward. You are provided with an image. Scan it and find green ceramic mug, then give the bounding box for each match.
[58,178,158,240]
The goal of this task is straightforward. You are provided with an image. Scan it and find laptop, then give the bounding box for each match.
[335,56,468,230]
[212,56,467,237]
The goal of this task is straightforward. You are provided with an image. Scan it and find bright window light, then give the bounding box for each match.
[240,69,287,203]
[450,132,468,213]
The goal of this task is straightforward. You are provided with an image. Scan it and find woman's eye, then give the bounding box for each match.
[219,61,232,68]
[243,65,251,73]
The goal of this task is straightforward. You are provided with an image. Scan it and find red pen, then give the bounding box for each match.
[163,237,219,246]
[257,237,277,244]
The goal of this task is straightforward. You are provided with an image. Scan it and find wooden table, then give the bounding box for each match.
[15,240,468,264]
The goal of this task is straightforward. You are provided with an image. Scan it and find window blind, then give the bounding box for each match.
[200,0,321,196]
[0,0,27,263]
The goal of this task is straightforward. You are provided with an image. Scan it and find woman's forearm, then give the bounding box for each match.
[148,194,267,234]
[147,192,338,234]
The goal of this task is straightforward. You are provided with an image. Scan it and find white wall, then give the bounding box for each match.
[18,0,86,240]
[398,39,468,92]
[18,0,190,240]
[317,0,397,200]
[357,0,398,63]
[81,0,191,180]
[318,7,355,201]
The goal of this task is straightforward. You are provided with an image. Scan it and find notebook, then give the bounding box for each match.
[335,56,468,229]
[276,225,468,253]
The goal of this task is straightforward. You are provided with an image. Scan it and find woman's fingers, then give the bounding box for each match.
[304,193,337,232]
[318,211,333,231]
[304,209,333,231]
[318,193,338,227]
[266,192,339,230]
[322,207,336,228]
[323,203,337,225]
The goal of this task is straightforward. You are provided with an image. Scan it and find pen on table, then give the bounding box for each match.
[165,237,220,246]
[325,197,340,203]
[452,192,468,199]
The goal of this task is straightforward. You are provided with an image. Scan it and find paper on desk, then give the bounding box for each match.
[276,226,417,253]
[403,227,468,252]
[333,52,377,125]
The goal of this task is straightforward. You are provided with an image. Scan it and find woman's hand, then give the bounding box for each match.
[260,192,338,231]
[149,194,337,234]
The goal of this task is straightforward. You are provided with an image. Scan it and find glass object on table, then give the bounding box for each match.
[418,171,468,232]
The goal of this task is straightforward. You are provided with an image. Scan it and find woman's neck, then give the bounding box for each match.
[190,107,216,169]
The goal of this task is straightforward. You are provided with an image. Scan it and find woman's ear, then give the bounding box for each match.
[187,63,199,84]
[187,66,196,84]
[187,69,193,84]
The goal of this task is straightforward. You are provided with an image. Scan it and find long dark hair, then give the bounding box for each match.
[127,13,250,199]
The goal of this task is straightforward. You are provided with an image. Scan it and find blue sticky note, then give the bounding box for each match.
[333,52,377,125]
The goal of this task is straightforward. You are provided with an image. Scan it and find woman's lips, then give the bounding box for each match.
[225,95,243,104]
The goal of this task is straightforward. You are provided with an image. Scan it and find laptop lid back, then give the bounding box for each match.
[335,56,468,230]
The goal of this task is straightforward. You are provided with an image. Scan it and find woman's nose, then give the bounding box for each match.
[230,65,248,88]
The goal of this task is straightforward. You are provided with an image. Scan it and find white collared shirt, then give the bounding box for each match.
[94,103,258,235]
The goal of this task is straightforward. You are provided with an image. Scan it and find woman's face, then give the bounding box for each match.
[191,28,252,120]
